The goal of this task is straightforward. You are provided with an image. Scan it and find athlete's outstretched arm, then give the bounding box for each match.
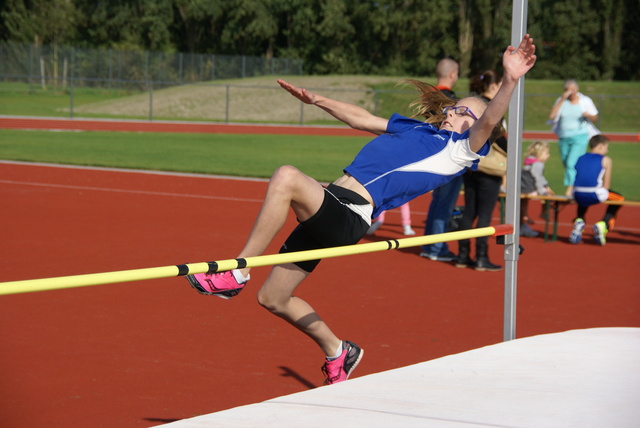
[277,79,388,135]
[469,35,537,152]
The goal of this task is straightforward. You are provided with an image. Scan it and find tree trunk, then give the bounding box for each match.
[458,0,473,78]
[601,0,624,80]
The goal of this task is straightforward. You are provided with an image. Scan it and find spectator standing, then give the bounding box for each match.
[419,58,463,262]
[456,70,507,272]
[366,202,416,236]
[433,58,459,98]
[549,79,599,197]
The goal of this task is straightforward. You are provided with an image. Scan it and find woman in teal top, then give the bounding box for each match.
[549,79,599,197]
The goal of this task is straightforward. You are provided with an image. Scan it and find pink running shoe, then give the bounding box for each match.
[321,341,364,385]
[186,269,249,299]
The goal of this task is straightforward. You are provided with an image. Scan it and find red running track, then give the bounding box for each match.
[1,161,639,427]
[1,116,638,141]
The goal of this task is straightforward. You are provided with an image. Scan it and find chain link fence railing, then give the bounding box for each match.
[0,41,302,91]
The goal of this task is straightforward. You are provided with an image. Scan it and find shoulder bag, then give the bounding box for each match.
[477,142,507,176]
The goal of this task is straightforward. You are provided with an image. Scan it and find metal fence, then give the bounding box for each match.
[0,41,303,91]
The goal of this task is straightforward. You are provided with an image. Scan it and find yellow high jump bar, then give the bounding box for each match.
[0,224,512,296]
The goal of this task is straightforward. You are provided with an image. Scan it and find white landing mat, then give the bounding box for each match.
[165,328,640,427]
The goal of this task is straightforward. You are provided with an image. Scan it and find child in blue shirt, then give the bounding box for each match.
[569,135,624,245]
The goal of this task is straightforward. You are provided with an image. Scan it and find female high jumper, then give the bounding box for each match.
[186,35,537,385]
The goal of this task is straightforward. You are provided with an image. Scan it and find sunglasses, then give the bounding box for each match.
[442,105,478,120]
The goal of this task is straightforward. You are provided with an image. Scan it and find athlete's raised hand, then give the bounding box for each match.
[276,79,388,135]
[502,34,537,81]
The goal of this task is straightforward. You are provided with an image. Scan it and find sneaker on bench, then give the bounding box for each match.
[186,269,249,299]
[569,218,585,244]
[593,221,607,246]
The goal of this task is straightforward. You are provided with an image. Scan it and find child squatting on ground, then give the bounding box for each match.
[520,141,554,238]
[184,36,537,385]
[569,135,624,246]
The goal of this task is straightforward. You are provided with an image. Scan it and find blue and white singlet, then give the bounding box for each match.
[574,153,608,205]
[344,113,490,218]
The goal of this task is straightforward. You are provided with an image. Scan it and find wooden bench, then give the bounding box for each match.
[498,193,640,242]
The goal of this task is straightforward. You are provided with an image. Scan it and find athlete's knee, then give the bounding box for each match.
[256,286,284,314]
[270,165,303,188]
[268,165,317,205]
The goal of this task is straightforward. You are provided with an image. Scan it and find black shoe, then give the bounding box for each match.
[455,254,474,268]
[456,240,472,268]
[474,257,502,272]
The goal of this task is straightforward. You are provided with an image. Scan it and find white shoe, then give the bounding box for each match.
[569,218,585,244]
[593,221,607,246]
[403,225,416,236]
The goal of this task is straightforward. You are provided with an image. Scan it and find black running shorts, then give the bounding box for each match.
[280,184,371,272]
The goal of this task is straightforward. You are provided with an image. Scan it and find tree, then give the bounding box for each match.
[76,0,174,51]
[0,0,638,80]
[351,0,457,76]
[617,0,640,79]
[218,0,279,57]
[2,0,79,46]
[457,0,473,78]
[2,0,80,87]
[529,0,600,80]
[272,0,321,67]
[597,0,624,80]
[313,0,357,74]
[172,0,223,54]
[469,0,510,75]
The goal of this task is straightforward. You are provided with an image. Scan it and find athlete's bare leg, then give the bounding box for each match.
[236,165,325,277]
[256,263,341,357]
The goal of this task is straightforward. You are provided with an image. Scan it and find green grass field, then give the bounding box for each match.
[0,129,365,181]
[1,129,639,200]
